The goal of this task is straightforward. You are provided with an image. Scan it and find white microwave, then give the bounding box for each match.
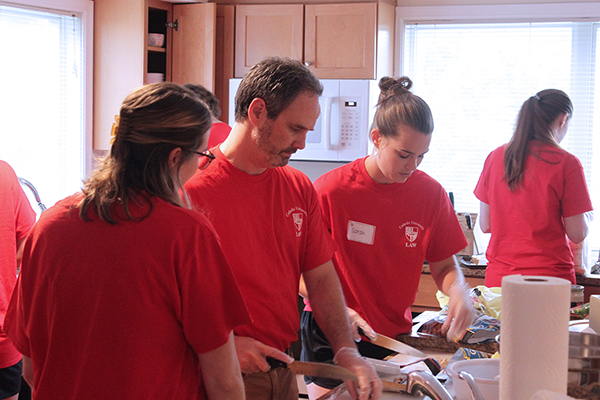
[229,79,378,162]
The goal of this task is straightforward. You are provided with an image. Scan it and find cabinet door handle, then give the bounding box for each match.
[304,61,312,67]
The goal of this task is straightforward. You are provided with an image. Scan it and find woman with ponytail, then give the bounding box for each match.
[300,77,475,399]
[475,89,593,287]
[4,83,249,400]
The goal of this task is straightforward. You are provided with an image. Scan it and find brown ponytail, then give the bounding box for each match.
[504,89,572,191]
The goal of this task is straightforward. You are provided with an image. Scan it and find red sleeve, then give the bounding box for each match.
[560,155,593,218]
[474,150,495,205]
[178,215,251,354]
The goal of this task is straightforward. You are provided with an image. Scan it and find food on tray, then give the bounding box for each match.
[571,302,590,320]
[418,313,500,344]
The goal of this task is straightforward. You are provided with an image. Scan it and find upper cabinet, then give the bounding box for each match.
[235,4,304,77]
[171,3,217,86]
[234,2,394,80]
[94,0,220,150]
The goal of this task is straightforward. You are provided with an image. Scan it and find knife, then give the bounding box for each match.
[359,328,428,358]
[267,357,356,381]
[267,358,451,398]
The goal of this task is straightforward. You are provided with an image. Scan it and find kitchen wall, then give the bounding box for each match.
[289,160,350,182]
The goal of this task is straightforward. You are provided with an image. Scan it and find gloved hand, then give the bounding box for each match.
[347,307,377,342]
[234,335,294,374]
[333,346,382,400]
[442,280,476,342]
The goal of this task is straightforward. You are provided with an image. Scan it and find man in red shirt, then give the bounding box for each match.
[185,57,381,400]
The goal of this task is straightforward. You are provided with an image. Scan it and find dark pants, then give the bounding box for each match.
[0,360,22,399]
[300,311,394,389]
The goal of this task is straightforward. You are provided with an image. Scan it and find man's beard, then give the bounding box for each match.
[255,122,296,167]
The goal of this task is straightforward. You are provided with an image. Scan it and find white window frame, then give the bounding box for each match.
[396,3,600,82]
[2,0,94,176]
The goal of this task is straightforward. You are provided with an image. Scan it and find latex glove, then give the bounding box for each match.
[333,346,382,400]
[441,280,476,342]
[347,307,377,342]
[234,335,293,374]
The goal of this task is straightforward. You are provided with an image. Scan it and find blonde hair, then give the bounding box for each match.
[79,83,211,223]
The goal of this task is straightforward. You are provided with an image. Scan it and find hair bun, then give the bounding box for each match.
[379,76,413,99]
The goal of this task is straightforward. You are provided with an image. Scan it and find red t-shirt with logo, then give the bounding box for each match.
[185,147,335,351]
[313,158,466,337]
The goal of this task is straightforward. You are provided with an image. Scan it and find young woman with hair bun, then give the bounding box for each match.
[4,83,250,400]
[474,89,593,287]
[300,76,475,399]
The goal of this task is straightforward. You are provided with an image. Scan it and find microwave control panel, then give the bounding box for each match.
[339,97,361,149]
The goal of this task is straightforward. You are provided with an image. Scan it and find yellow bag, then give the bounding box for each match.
[436,285,503,320]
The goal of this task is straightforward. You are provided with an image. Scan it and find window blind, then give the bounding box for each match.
[402,20,599,258]
[0,4,84,214]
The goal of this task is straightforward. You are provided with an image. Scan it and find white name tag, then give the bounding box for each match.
[347,220,376,245]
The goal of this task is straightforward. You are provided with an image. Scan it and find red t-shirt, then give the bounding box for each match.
[5,194,250,400]
[207,121,232,148]
[185,147,335,351]
[474,142,593,287]
[312,158,467,337]
[0,161,36,368]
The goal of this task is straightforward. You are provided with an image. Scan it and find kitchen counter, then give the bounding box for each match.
[421,263,600,285]
[417,263,600,308]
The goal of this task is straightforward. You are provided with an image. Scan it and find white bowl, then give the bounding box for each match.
[446,358,500,400]
[148,33,165,47]
[147,73,164,84]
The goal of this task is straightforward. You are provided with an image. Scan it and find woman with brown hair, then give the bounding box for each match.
[300,76,474,399]
[475,89,593,287]
[5,83,249,400]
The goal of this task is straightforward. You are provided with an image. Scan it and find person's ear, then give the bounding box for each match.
[168,147,183,171]
[371,129,382,148]
[247,98,268,128]
[559,113,569,127]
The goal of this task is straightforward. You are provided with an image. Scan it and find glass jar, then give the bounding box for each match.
[571,284,585,308]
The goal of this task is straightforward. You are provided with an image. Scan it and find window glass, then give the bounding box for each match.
[0,4,84,215]
[402,21,598,259]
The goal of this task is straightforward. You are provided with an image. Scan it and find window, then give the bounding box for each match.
[0,0,93,215]
[397,4,600,261]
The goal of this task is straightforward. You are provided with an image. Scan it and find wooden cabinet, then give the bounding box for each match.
[94,0,222,150]
[147,2,171,83]
[235,4,304,77]
[234,1,394,79]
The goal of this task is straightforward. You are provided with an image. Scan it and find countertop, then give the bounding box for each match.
[421,263,600,287]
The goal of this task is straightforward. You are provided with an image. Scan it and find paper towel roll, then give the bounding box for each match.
[500,275,571,400]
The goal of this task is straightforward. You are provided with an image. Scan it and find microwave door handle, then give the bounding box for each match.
[323,97,334,150]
